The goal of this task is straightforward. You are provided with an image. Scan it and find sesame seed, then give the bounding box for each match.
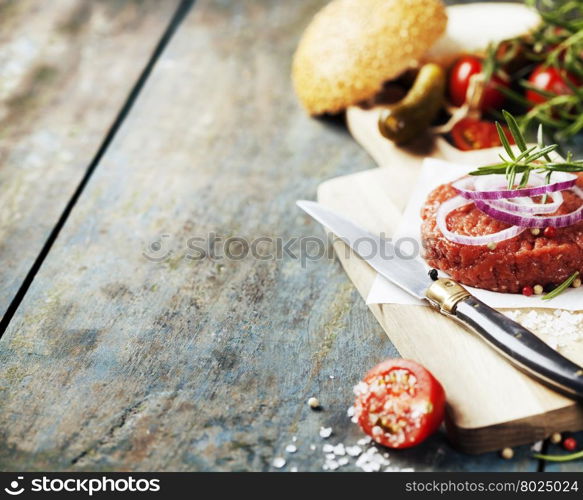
[573,278,581,288]
[285,444,297,453]
[272,457,286,469]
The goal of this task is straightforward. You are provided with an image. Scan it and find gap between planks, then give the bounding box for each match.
[0,0,196,339]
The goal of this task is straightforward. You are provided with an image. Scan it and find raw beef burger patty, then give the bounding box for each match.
[421,174,583,293]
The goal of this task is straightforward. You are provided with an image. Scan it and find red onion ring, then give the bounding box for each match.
[437,196,526,246]
[488,191,564,215]
[474,187,583,228]
[453,172,577,200]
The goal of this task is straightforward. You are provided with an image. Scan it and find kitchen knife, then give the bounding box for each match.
[297,200,583,398]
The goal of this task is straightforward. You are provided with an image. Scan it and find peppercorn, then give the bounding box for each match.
[530,228,541,236]
[500,447,514,460]
[533,284,544,295]
[544,226,557,238]
[428,268,438,281]
[308,397,320,409]
[550,432,562,444]
[563,437,577,452]
[573,278,581,289]
[522,286,534,297]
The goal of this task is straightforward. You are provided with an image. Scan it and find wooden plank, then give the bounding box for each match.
[0,0,181,320]
[0,0,536,471]
[318,166,583,454]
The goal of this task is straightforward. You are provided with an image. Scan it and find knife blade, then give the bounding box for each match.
[297,200,583,398]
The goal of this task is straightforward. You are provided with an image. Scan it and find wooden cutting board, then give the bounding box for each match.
[316,105,583,454]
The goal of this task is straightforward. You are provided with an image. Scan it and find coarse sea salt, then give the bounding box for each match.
[317,436,415,472]
[319,426,333,438]
[357,436,372,446]
[346,445,363,457]
[317,414,417,473]
[504,309,583,349]
[354,447,390,472]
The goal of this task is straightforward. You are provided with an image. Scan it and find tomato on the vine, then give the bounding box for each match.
[525,64,580,106]
[353,359,445,449]
[451,118,514,151]
[448,55,508,110]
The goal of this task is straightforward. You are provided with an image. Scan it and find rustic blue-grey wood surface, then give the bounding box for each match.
[0,0,581,471]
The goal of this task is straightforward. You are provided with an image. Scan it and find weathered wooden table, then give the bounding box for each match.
[0,0,580,472]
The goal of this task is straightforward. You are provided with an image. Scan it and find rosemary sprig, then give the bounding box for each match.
[542,271,580,300]
[483,0,583,141]
[469,111,583,185]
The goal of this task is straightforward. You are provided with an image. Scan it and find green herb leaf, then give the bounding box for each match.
[536,124,552,162]
[525,144,559,162]
[470,111,583,184]
[502,110,527,152]
[542,271,580,301]
[496,122,515,159]
[533,450,583,463]
[487,0,583,140]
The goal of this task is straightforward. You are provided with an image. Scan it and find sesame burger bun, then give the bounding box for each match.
[292,0,447,116]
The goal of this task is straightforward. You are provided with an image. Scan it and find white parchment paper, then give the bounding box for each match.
[366,159,583,311]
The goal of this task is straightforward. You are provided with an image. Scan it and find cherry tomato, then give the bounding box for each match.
[526,65,580,106]
[451,118,515,151]
[448,55,508,110]
[353,359,445,449]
